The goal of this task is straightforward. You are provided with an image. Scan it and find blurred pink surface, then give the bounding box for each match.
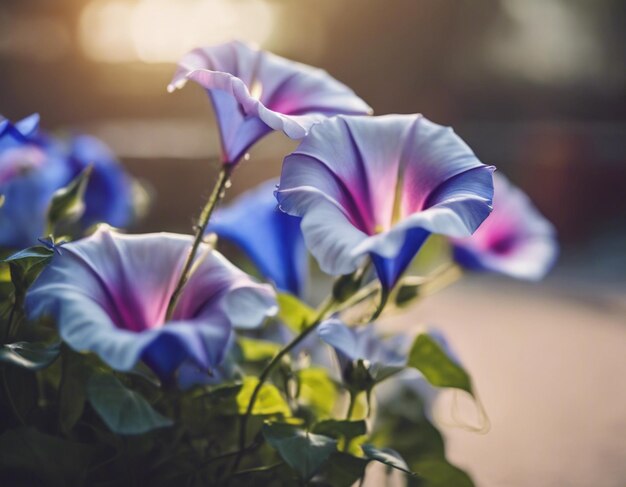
[383,276,626,486]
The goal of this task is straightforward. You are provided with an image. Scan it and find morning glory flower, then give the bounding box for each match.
[452,173,558,280]
[26,228,277,379]
[0,115,71,249]
[168,40,372,164]
[209,179,307,297]
[276,115,495,292]
[66,134,135,229]
[0,114,137,249]
[317,319,406,387]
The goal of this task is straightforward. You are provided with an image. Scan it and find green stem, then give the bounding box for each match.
[231,297,335,473]
[345,390,357,420]
[166,164,233,321]
[369,288,389,322]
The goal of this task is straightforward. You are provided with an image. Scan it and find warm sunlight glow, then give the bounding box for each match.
[79,0,275,63]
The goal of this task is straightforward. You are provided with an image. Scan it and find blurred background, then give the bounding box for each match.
[1,0,625,485]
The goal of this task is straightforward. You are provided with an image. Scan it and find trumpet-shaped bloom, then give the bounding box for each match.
[209,179,307,297]
[452,173,558,280]
[66,135,135,228]
[169,41,372,164]
[26,229,277,379]
[0,114,136,249]
[276,115,495,291]
[0,115,71,249]
[318,320,406,385]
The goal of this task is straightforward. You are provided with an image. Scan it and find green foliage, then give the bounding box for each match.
[263,422,338,481]
[86,372,173,435]
[238,336,281,362]
[236,377,291,417]
[372,387,475,487]
[58,349,97,433]
[46,165,93,230]
[276,293,317,333]
[408,333,473,396]
[319,452,368,487]
[361,444,415,476]
[3,246,54,299]
[0,341,60,370]
[411,458,475,487]
[0,427,97,487]
[296,367,338,419]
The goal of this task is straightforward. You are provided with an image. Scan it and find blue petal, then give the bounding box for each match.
[68,135,134,228]
[370,228,430,292]
[209,179,308,297]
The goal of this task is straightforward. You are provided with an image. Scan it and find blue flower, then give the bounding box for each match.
[26,228,277,379]
[66,134,135,229]
[276,115,495,293]
[209,179,307,297]
[0,114,137,249]
[0,114,71,249]
[169,41,372,164]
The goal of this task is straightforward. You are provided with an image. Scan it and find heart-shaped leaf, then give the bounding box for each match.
[407,333,473,396]
[263,422,338,481]
[86,372,173,435]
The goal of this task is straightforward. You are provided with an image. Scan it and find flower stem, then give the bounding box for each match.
[231,296,336,472]
[166,164,233,321]
[345,390,357,420]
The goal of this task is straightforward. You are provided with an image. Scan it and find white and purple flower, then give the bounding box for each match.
[169,41,372,164]
[26,228,277,379]
[209,179,307,297]
[452,173,558,280]
[276,114,495,292]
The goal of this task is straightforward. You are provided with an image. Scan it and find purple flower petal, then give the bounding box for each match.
[169,41,372,163]
[26,229,277,378]
[276,115,495,290]
[452,173,558,280]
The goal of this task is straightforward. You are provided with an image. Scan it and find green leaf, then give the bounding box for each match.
[238,337,281,362]
[407,333,473,396]
[86,372,173,435]
[412,458,474,487]
[3,246,54,297]
[313,419,367,444]
[277,293,317,333]
[236,377,291,417]
[47,165,93,228]
[320,452,368,487]
[58,350,97,434]
[297,367,338,419]
[362,444,416,476]
[0,341,61,370]
[263,422,338,481]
